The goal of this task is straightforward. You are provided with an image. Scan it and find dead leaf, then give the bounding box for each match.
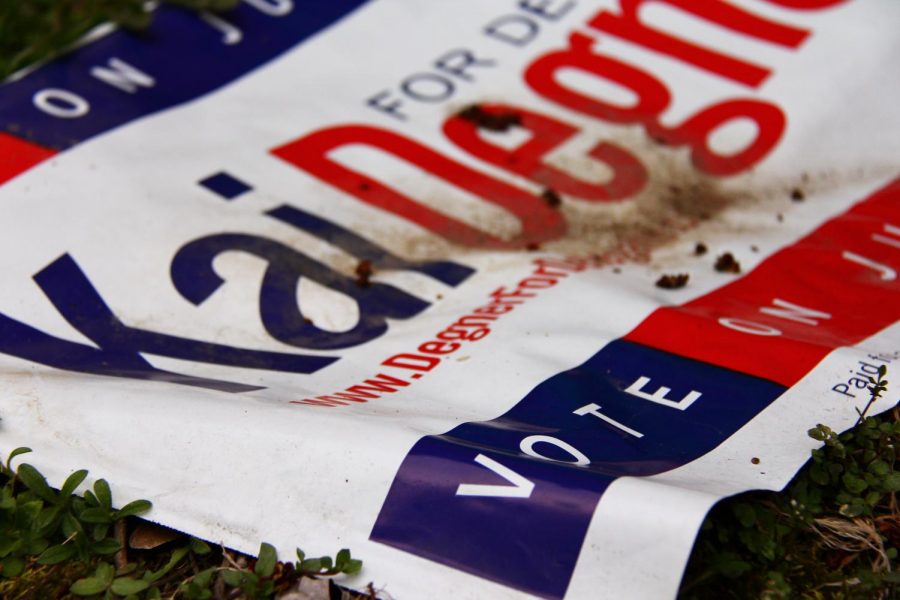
[128,520,183,550]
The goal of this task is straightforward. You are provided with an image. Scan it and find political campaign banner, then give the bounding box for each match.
[1,0,899,597]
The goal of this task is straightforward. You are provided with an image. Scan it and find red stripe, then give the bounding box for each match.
[625,178,900,385]
[0,133,56,185]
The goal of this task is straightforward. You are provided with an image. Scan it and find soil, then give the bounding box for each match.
[541,188,563,208]
[714,253,742,274]
[354,260,373,287]
[457,104,522,132]
[656,273,689,289]
[357,118,892,275]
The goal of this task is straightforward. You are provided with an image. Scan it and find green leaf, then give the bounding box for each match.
[884,472,900,492]
[807,426,827,441]
[93,523,110,542]
[869,460,890,476]
[110,577,150,595]
[842,473,868,495]
[0,487,15,510]
[336,548,351,568]
[221,568,243,587]
[17,499,43,528]
[299,558,322,573]
[37,543,76,565]
[342,558,363,575]
[60,470,89,499]
[193,566,216,588]
[16,463,57,503]
[5,447,32,471]
[732,504,756,528]
[36,505,61,531]
[0,537,21,558]
[91,539,122,555]
[255,542,277,577]
[61,512,82,538]
[809,464,830,486]
[25,537,49,556]
[95,561,116,583]
[144,546,189,583]
[189,538,211,555]
[712,552,751,578]
[80,507,113,524]
[115,499,151,519]
[0,556,25,578]
[94,480,112,511]
[70,577,109,596]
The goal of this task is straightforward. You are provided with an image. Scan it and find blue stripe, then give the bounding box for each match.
[371,340,785,598]
[0,1,371,150]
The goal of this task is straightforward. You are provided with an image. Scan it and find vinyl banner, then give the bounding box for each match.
[1,1,899,597]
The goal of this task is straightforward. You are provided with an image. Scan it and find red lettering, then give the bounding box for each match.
[418,340,460,355]
[527,32,785,176]
[443,103,646,202]
[382,352,440,371]
[272,125,564,249]
[291,372,410,407]
[526,32,671,126]
[761,0,847,8]
[647,98,786,176]
[587,0,809,88]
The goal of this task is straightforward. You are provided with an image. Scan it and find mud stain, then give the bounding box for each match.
[360,129,751,268]
[283,121,899,277]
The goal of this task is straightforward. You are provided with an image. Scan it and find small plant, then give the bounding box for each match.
[0,446,151,579]
[1,0,240,80]
[857,364,889,425]
[0,447,366,598]
[680,366,899,599]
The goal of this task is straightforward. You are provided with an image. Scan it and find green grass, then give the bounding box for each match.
[0,0,238,81]
[0,447,365,598]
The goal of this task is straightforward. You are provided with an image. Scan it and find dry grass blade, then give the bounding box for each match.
[812,516,891,573]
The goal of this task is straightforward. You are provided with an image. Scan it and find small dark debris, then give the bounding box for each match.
[359,181,371,191]
[612,267,622,274]
[436,293,443,300]
[751,457,761,465]
[694,242,708,256]
[303,317,313,326]
[750,245,759,253]
[790,188,805,202]
[525,242,541,251]
[656,273,689,289]
[715,253,741,274]
[458,104,521,132]
[355,260,373,287]
[777,213,784,222]
[541,188,562,208]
